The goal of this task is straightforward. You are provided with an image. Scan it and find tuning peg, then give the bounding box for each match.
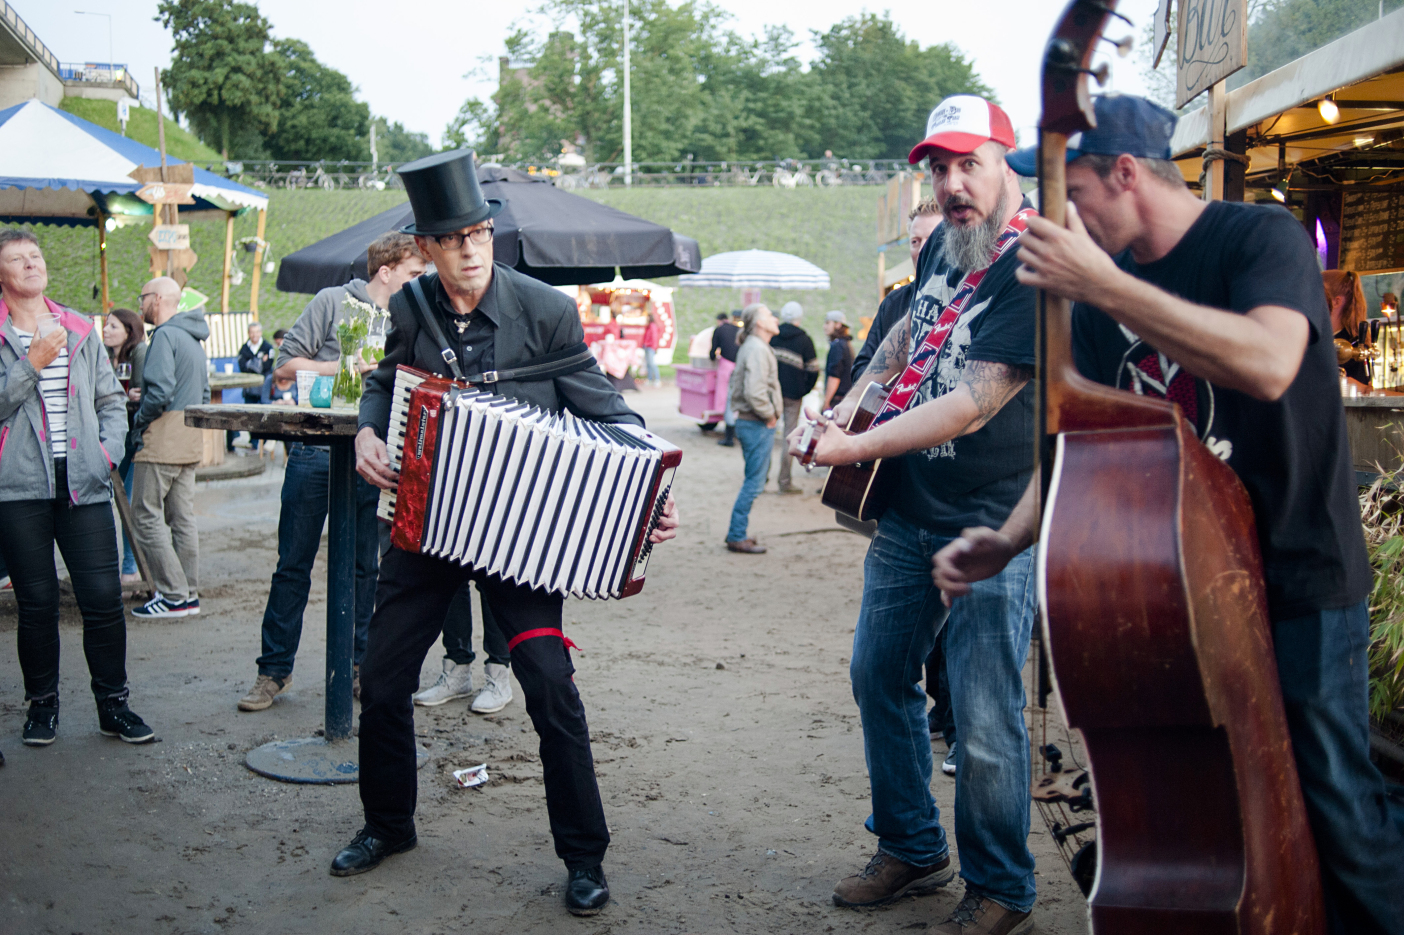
[1102,34,1134,57]
[1092,62,1111,86]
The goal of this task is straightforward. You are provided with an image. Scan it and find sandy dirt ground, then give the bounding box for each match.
[0,387,1092,935]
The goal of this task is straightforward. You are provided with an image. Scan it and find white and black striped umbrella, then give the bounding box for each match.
[678,249,830,290]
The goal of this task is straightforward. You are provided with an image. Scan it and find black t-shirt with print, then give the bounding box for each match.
[1071,200,1371,620]
[888,209,1037,537]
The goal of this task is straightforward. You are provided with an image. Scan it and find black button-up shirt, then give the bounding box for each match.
[434,275,496,377]
[435,270,502,376]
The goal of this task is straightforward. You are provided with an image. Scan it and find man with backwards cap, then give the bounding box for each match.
[790,95,1042,933]
[770,300,818,493]
[340,150,679,916]
[935,94,1404,934]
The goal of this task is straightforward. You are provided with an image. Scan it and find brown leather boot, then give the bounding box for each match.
[932,889,1034,934]
[726,538,767,554]
[832,850,954,908]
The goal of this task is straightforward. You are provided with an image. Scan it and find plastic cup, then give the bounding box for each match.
[35,311,61,337]
[223,363,234,374]
[296,369,318,408]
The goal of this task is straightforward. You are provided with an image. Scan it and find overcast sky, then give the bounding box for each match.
[16,0,1162,149]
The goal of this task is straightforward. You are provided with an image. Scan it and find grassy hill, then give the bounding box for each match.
[584,186,886,347]
[60,98,222,164]
[33,185,892,347]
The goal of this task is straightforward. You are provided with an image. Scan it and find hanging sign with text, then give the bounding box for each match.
[148,224,191,251]
[1176,0,1247,108]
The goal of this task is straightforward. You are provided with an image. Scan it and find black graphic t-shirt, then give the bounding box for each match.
[889,205,1037,537]
[1072,200,1371,620]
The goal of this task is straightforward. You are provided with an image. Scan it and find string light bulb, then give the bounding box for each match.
[1318,96,1340,124]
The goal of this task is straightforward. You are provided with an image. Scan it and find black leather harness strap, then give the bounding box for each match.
[403,275,598,386]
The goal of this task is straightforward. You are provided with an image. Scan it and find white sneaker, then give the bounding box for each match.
[471,663,513,714]
[412,659,474,707]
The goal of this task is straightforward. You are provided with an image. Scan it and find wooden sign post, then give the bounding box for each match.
[1177,0,1247,202]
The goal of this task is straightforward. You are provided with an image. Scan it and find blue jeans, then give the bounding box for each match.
[119,463,137,576]
[726,419,773,541]
[643,347,659,382]
[255,445,379,679]
[851,509,1037,912]
[1274,602,1404,934]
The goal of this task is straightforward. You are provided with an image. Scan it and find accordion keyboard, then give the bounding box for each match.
[377,367,429,522]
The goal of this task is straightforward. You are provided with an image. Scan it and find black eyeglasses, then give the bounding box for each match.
[433,226,494,250]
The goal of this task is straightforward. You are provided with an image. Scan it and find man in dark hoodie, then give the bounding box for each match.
[129,276,211,620]
[770,301,818,493]
[238,233,426,713]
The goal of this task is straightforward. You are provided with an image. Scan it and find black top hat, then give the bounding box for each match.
[396,150,502,236]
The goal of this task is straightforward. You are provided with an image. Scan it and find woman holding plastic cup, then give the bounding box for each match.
[0,228,155,747]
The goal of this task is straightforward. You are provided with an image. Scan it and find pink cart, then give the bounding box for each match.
[675,358,732,430]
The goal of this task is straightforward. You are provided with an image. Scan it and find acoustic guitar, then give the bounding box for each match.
[810,378,895,536]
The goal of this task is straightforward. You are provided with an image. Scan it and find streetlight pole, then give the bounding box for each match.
[622,0,631,188]
[74,10,114,83]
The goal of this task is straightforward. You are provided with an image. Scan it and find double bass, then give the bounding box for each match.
[1033,3,1324,932]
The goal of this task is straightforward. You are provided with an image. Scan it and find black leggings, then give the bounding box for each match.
[0,463,128,703]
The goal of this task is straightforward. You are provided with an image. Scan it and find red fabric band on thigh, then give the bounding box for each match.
[506,628,579,653]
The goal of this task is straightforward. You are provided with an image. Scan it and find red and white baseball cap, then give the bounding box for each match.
[908,95,1017,164]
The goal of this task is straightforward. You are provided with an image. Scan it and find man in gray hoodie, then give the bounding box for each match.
[239,233,425,712]
[129,276,211,619]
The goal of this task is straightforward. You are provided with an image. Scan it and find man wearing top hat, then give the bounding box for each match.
[339,150,679,916]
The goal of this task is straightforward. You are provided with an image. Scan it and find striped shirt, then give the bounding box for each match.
[14,328,69,459]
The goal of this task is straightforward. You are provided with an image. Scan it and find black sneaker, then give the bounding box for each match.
[22,704,58,746]
[132,594,190,619]
[97,696,155,744]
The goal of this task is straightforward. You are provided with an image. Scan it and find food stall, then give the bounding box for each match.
[1167,7,1404,481]
[562,278,676,387]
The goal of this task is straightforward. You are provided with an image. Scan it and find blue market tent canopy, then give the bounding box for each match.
[0,99,267,227]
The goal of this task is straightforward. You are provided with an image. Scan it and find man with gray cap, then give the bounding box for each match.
[339,150,679,917]
[769,301,818,493]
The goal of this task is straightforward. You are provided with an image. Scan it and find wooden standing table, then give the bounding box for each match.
[184,403,373,783]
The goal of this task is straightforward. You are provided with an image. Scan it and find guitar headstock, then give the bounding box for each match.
[1040,0,1124,135]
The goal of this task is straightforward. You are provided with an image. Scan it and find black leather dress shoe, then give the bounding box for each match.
[565,864,609,916]
[329,828,417,877]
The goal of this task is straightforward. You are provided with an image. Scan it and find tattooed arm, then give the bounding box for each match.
[799,356,1031,466]
[828,313,910,423]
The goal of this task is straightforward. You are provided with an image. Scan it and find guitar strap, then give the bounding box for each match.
[874,207,1038,426]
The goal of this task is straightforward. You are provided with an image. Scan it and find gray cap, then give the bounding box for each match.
[825,310,848,324]
[779,301,804,322]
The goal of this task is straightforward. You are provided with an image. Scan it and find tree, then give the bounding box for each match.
[263,39,370,162]
[157,0,283,159]
[806,15,993,160]
[456,3,994,164]
[375,117,436,163]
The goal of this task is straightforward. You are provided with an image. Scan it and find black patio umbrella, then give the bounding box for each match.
[275,167,702,293]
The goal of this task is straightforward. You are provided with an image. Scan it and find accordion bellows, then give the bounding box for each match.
[380,366,681,599]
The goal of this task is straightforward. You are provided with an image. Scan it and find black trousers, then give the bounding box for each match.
[0,462,128,703]
[442,580,510,668]
[359,546,609,869]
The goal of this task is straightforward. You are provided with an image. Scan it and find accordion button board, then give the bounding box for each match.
[381,365,681,600]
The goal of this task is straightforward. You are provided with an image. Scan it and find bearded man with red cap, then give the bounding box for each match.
[789,95,1040,934]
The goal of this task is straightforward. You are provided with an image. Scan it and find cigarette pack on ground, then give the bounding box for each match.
[453,764,489,788]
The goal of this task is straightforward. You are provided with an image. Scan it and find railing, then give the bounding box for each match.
[57,62,140,99]
[189,157,913,191]
[0,0,61,76]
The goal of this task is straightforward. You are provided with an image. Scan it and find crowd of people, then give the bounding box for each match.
[2,84,1403,933]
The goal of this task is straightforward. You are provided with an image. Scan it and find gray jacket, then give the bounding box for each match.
[729,334,782,423]
[133,310,211,435]
[277,279,374,367]
[0,301,128,504]
[361,265,643,438]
